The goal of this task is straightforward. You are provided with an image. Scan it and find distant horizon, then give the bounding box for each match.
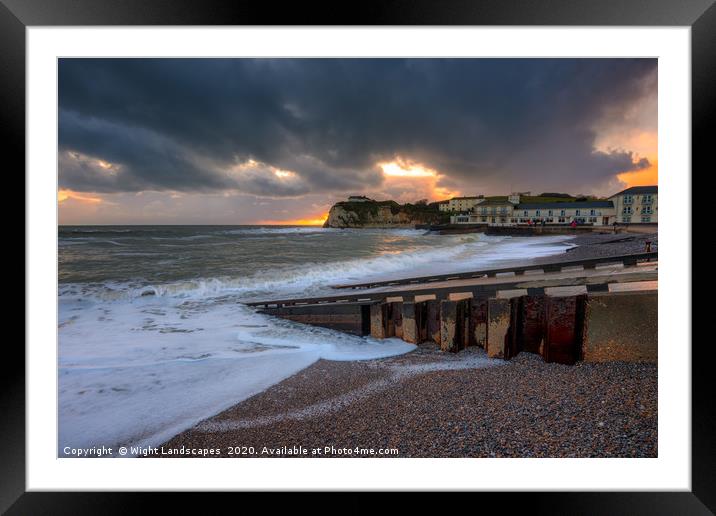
[59,58,657,225]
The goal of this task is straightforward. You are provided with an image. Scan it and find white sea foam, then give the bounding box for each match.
[59,300,414,456]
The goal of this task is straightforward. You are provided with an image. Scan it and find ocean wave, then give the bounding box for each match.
[218,226,330,236]
[59,234,573,304]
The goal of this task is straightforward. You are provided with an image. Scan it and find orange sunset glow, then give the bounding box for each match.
[257,212,329,226]
[617,159,658,188]
[378,159,461,203]
[58,189,103,204]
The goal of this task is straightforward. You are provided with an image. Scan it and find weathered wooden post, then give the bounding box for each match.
[401,301,418,344]
[486,298,511,358]
[470,297,488,348]
[370,302,386,339]
[426,299,441,345]
[460,299,471,350]
[392,301,403,339]
[439,299,458,352]
[415,301,428,343]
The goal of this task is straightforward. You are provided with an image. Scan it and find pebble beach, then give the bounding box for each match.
[160,345,657,458]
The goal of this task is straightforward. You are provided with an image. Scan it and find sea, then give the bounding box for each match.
[58,225,575,455]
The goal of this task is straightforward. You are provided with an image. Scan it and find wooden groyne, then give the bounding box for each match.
[247,252,657,365]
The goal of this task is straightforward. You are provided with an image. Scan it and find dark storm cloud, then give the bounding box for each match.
[58,58,656,195]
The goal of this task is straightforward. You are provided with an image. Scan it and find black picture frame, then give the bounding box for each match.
[5,0,710,512]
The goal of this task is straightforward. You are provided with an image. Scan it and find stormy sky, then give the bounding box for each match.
[58,58,657,224]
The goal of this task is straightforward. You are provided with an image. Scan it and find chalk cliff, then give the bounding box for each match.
[323,200,446,228]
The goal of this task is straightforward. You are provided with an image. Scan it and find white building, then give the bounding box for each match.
[515,201,615,225]
[450,199,617,226]
[439,196,485,212]
[452,198,518,225]
[508,191,530,204]
[608,186,657,224]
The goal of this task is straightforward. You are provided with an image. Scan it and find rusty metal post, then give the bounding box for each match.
[520,294,546,355]
[544,295,586,365]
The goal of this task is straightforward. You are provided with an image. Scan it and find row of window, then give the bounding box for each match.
[458,216,602,224]
[518,209,602,217]
[622,216,653,223]
[622,206,654,214]
[623,194,654,205]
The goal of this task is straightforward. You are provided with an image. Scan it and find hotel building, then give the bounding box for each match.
[448,186,657,227]
[608,186,658,224]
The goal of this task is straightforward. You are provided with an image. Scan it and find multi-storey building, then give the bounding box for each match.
[515,201,615,225]
[439,196,484,212]
[447,185,657,226]
[452,200,615,226]
[608,186,658,224]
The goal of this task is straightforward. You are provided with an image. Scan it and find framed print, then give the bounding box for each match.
[7,0,712,512]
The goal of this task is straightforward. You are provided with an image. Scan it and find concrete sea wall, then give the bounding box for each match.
[261,290,657,365]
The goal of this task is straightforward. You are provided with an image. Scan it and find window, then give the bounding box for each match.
[575,209,581,216]
[535,210,541,216]
[641,216,651,223]
[624,195,633,204]
[643,206,652,214]
[590,209,596,216]
[523,210,528,216]
[560,210,566,217]
[558,217,566,223]
[623,206,632,214]
[481,207,487,215]
[548,210,553,216]
[642,194,653,204]
[622,216,631,223]
[589,217,597,223]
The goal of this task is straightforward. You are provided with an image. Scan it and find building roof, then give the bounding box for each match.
[609,185,658,197]
[450,196,483,200]
[516,201,614,210]
[476,199,515,206]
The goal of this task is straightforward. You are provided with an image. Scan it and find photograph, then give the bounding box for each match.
[57,57,659,460]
